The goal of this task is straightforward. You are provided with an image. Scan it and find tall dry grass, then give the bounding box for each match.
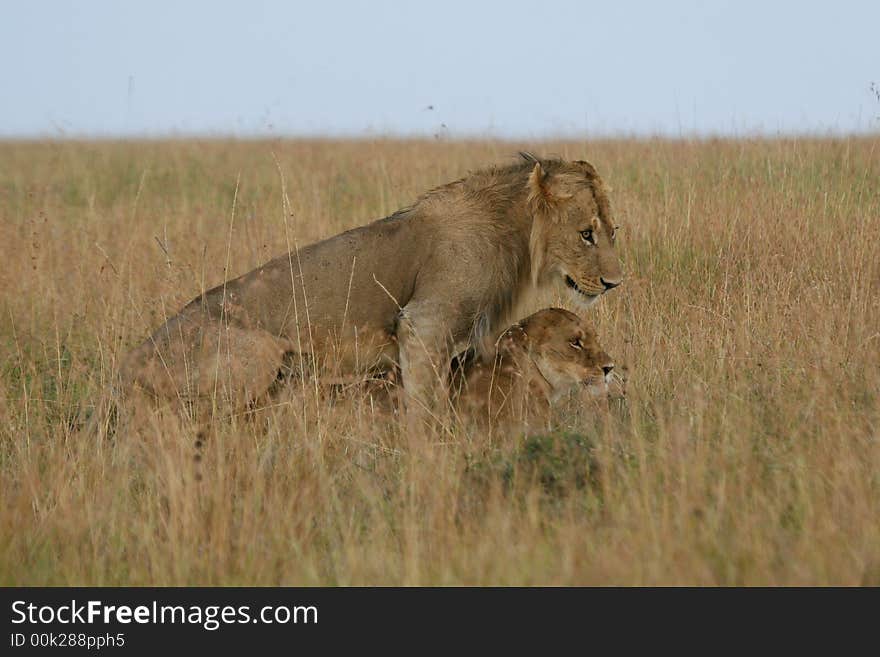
[0,137,878,585]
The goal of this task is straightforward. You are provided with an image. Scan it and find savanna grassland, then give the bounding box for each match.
[1,137,878,585]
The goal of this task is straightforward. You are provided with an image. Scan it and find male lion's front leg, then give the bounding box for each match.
[396,300,456,436]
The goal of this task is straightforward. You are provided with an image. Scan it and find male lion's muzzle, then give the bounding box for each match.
[600,276,622,290]
[564,274,606,307]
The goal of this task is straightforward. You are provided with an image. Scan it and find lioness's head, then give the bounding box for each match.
[498,307,615,400]
[522,153,623,309]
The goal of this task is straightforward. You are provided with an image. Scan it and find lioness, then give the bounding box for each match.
[451,308,615,429]
[119,153,622,421]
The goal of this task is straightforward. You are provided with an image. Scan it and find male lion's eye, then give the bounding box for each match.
[579,229,595,245]
[569,338,583,349]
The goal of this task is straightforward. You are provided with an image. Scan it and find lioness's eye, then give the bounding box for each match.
[569,338,582,349]
[579,229,595,245]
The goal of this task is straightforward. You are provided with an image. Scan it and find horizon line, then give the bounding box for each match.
[1,126,879,143]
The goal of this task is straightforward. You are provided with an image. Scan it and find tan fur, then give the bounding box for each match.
[451,308,615,430]
[115,154,623,424]
[323,307,617,430]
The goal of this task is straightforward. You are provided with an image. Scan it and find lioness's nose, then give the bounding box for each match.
[602,364,614,377]
[601,277,621,290]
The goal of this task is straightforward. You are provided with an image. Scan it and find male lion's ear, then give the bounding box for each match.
[527,162,573,217]
[574,159,599,178]
[519,151,540,164]
[527,160,545,186]
[527,162,550,212]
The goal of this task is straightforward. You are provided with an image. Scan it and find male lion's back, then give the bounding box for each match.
[119,210,428,414]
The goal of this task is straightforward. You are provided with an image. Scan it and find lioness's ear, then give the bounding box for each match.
[497,324,529,355]
[519,151,540,164]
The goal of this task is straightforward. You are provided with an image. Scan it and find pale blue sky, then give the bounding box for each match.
[2,0,878,138]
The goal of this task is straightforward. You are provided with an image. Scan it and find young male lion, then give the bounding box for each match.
[450,308,615,430]
[117,153,623,425]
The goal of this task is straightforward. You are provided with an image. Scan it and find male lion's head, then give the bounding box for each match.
[499,307,615,401]
[522,153,623,309]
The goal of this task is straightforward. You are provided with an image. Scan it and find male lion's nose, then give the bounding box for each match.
[601,277,621,290]
[602,364,615,377]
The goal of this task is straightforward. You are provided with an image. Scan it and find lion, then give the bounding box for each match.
[450,308,615,429]
[112,152,623,428]
[319,307,618,426]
